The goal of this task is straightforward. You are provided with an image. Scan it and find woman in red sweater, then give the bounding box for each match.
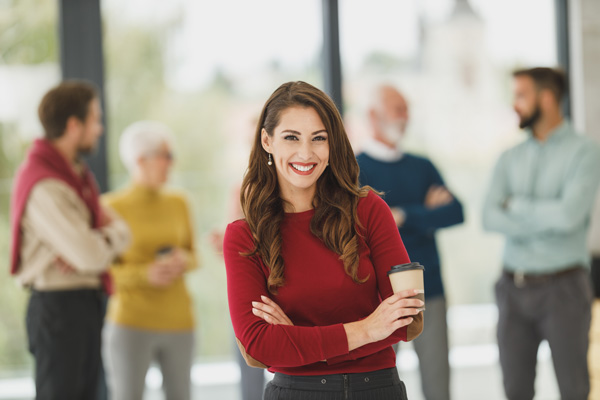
[223,81,424,399]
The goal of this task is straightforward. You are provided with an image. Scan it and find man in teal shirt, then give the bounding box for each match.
[483,67,600,400]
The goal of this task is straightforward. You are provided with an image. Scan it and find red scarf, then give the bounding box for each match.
[10,139,112,292]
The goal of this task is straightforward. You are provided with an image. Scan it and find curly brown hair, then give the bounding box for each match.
[241,81,374,294]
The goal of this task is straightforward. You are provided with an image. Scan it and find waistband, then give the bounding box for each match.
[271,367,401,392]
[30,287,104,298]
[503,265,584,288]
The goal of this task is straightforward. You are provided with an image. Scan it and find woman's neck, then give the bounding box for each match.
[281,188,315,213]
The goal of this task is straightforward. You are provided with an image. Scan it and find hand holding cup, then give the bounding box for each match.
[388,262,426,311]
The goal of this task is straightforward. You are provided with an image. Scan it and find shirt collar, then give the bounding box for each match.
[361,138,404,162]
[526,119,572,144]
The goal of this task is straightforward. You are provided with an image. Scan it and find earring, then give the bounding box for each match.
[268,153,273,166]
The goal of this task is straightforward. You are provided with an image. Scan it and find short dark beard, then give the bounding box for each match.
[77,132,98,156]
[519,104,541,129]
[77,143,98,157]
[77,146,93,156]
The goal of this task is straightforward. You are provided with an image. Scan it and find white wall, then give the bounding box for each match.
[570,0,600,254]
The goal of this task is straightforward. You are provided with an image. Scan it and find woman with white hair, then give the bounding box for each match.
[101,121,198,400]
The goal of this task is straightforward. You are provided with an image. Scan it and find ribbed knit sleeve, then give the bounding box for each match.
[326,191,422,365]
[224,221,350,368]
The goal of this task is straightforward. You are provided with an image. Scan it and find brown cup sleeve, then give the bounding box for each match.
[408,293,425,310]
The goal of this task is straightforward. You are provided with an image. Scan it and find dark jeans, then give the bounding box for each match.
[26,288,104,400]
[97,293,109,400]
[264,367,407,400]
[495,268,592,400]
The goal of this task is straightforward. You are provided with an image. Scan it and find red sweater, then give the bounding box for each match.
[224,191,412,375]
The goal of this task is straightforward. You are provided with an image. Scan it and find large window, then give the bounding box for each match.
[0,0,60,373]
[101,0,322,360]
[340,0,557,305]
[0,2,562,398]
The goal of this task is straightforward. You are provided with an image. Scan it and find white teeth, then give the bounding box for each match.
[291,164,315,172]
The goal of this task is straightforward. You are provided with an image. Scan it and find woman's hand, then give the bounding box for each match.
[167,248,188,275]
[252,295,294,326]
[147,258,177,287]
[344,289,424,351]
[147,248,188,287]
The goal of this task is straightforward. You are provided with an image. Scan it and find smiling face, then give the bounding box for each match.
[261,106,329,209]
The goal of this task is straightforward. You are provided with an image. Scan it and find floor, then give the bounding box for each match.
[3,301,599,400]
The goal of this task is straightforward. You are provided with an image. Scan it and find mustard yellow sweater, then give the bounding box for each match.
[102,184,198,331]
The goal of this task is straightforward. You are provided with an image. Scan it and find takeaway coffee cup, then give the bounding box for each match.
[388,262,425,311]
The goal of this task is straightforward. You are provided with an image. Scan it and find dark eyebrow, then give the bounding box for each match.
[280,129,327,135]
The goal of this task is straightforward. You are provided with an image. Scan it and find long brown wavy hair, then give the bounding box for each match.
[241,81,373,294]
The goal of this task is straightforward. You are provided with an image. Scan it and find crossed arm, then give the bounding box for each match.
[250,289,423,367]
[390,163,464,231]
[483,146,600,237]
[224,194,424,369]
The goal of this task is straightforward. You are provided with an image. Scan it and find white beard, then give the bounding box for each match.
[380,120,406,147]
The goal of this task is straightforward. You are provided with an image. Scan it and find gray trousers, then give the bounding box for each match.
[495,269,592,400]
[234,338,265,400]
[102,323,194,400]
[396,295,451,400]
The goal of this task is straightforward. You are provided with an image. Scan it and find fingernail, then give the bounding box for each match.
[251,301,258,307]
[261,295,268,301]
[252,308,258,314]
[415,289,425,294]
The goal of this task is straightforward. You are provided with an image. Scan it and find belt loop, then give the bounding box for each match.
[514,271,526,288]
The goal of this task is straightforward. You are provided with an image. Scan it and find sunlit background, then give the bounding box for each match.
[1,0,598,399]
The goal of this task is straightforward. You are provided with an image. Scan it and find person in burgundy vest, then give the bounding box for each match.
[10,81,130,399]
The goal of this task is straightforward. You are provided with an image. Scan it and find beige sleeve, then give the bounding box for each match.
[26,180,128,274]
[99,204,131,255]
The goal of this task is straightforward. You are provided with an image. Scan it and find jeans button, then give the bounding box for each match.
[321,379,326,384]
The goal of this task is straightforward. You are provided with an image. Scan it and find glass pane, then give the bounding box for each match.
[0,0,60,372]
[101,0,322,360]
[340,0,557,305]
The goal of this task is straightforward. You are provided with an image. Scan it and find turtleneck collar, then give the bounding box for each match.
[128,182,162,199]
